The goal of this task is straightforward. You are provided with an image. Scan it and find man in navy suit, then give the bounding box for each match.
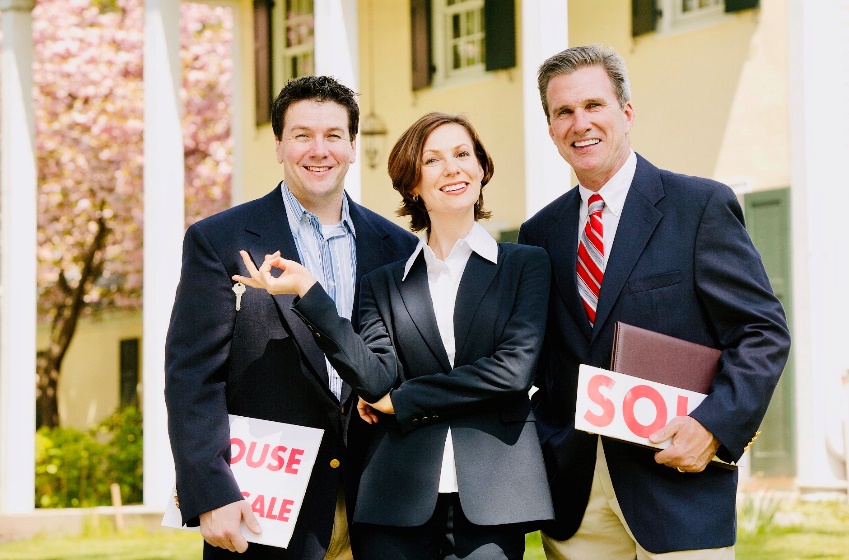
[165,76,417,559]
[518,45,791,559]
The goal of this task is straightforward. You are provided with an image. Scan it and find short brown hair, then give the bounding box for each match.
[537,44,631,123]
[271,75,359,140]
[388,112,494,233]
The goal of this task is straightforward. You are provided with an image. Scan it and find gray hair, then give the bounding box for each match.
[537,44,631,122]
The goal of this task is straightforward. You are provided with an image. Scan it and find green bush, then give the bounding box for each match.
[35,406,143,508]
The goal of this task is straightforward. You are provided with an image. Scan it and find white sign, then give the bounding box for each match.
[575,364,708,449]
[162,415,324,549]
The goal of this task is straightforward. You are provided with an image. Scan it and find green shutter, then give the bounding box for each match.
[484,0,516,72]
[411,0,433,91]
[632,0,657,37]
[744,188,795,477]
[725,0,759,13]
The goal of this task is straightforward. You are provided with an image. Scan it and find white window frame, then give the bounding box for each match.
[272,0,315,94]
[657,0,729,35]
[431,0,486,87]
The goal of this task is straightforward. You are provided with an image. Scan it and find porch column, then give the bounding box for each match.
[314,0,361,202]
[142,0,184,508]
[788,0,849,493]
[0,0,37,515]
[522,0,570,218]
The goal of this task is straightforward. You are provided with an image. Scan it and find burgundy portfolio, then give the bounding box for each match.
[610,322,721,394]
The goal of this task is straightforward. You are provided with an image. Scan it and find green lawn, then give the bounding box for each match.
[0,498,846,559]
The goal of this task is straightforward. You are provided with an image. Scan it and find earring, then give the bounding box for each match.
[412,194,419,202]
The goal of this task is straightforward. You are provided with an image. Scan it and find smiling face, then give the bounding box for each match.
[546,65,635,191]
[275,99,357,213]
[412,123,484,225]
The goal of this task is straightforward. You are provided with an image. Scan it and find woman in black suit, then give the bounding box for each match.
[235,113,553,559]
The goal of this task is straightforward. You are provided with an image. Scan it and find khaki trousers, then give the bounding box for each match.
[323,486,353,560]
[542,438,734,560]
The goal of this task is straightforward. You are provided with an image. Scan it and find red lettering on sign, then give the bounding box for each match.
[676,395,689,417]
[230,438,246,464]
[275,499,294,522]
[285,448,304,474]
[583,374,615,427]
[623,385,667,438]
[267,446,288,472]
[246,442,270,468]
[230,439,304,473]
[250,494,265,516]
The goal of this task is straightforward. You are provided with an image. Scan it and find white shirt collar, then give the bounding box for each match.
[577,150,637,218]
[402,222,498,280]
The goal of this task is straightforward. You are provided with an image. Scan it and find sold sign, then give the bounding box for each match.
[575,364,707,449]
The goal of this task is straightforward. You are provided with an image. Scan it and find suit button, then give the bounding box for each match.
[421,416,430,424]
[412,418,420,426]
[432,415,440,422]
[340,406,345,414]
[329,459,340,469]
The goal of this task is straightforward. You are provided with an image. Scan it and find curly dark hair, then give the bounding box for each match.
[388,112,494,234]
[271,76,359,139]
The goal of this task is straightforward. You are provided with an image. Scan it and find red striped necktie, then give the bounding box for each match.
[577,194,605,326]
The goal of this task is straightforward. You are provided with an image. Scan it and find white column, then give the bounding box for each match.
[314,0,361,202]
[0,0,37,515]
[522,0,571,218]
[143,0,184,508]
[788,0,849,493]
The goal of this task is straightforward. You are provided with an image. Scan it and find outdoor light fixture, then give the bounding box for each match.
[360,0,387,170]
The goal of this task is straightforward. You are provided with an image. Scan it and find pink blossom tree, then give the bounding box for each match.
[33,0,232,427]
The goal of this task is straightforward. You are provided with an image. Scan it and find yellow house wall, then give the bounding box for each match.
[236,1,282,204]
[37,312,142,430]
[232,0,528,233]
[568,0,789,192]
[359,0,527,235]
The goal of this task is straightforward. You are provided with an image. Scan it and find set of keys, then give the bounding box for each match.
[232,282,246,311]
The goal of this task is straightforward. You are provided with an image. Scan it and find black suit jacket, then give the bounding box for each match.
[164,185,417,559]
[518,154,790,553]
[292,242,555,528]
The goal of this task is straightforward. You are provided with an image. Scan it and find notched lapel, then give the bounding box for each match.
[453,251,498,361]
[241,188,332,398]
[547,190,593,340]
[396,256,452,372]
[592,158,664,338]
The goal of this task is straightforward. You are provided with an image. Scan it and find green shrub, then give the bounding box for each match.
[35,406,143,508]
[737,490,783,535]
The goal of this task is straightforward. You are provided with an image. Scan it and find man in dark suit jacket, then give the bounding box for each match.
[518,45,791,559]
[164,75,417,559]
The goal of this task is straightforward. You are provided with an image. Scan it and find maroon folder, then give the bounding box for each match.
[610,322,721,394]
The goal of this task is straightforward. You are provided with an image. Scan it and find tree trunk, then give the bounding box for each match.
[36,215,110,429]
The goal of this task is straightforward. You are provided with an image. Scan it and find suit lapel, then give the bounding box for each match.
[242,186,333,398]
[546,189,593,341]
[453,250,499,361]
[344,197,402,404]
[592,155,664,339]
[397,255,453,372]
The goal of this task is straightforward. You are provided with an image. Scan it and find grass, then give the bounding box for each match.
[0,498,847,559]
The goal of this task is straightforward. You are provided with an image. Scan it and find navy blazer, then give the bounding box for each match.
[165,186,417,560]
[518,154,790,553]
[292,242,555,528]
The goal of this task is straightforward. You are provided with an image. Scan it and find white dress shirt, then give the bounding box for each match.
[577,150,637,267]
[402,222,499,493]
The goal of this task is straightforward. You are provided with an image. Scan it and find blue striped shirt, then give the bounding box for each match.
[281,182,357,400]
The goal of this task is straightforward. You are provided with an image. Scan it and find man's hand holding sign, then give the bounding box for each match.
[163,415,324,549]
[575,322,731,472]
